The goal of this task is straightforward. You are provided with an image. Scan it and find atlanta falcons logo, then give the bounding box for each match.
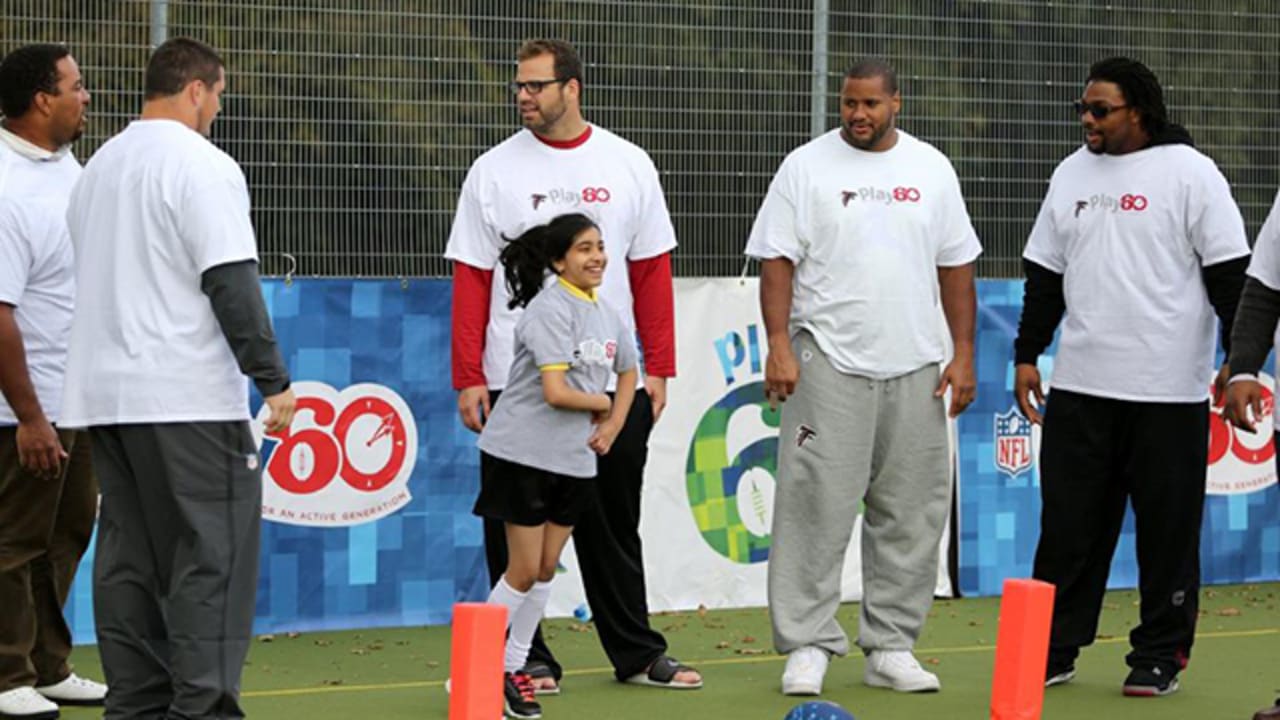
[841,191,856,207]
[531,193,548,210]
[795,424,818,448]
[1075,200,1087,217]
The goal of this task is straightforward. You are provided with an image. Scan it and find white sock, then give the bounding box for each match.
[487,576,528,673]
[506,580,553,673]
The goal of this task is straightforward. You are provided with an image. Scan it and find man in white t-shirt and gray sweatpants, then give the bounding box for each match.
[1014,56,1250,698]
[0,43,107,720]
[59,38,296,720]
[746,58,981,697]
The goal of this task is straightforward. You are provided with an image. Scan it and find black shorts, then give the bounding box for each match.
[474,452,596,527]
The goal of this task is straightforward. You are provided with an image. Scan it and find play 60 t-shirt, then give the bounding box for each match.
[1024,144,1250,402]
[745,129,981,379]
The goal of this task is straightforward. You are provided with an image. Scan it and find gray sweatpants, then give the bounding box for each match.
[768,331,951,657]
[91,422,261,720]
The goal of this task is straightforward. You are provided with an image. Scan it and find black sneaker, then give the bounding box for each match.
[1045,661,1076,688]
[504,671,542,719]
[1122,666,1179,697]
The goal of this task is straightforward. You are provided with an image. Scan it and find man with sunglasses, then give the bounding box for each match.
[446,38,701,703]
[1013,56,1249,697]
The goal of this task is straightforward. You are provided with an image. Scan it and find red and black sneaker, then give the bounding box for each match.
[504,671,542,719]
[1122,666,1179,697]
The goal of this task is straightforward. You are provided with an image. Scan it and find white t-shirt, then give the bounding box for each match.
[744,129,982,379]
[60,119,259,426]
[0,139,81,424]
[1024,144,1250,402]
[444,124,677,390]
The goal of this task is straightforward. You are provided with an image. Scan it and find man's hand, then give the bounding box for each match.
[1014,363,1046,424]
[458,385,491,433]
[645,376,667,423]
[262,388,297,434]
[764,341,800,411]
[1213,364,1231,406]
[1224,377,1267,434]
[936,353,976,417]
[16,416,66,476]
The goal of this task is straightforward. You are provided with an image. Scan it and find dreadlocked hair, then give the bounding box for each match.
[499,213,599,309]
[1087,56,1169,136]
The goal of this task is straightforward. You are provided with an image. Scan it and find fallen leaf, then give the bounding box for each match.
[258,634,275,643]
[968,620,983,627]
[1218,607,1242,617]
[925,658,941,665]
[287,632,301,639]
[426,661,439,668]
[351,648,369,656]
[314,639,333,647]
[321,679,343,686]
[697,604,708,618]
[741,635,757,644]
[1096,634,1115,640]
[715,641,731,649]
[735,648,767,655]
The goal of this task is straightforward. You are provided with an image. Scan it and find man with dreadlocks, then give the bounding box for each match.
[1012,56,1250,697]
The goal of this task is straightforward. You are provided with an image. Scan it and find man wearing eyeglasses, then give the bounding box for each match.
[445,38,701,699]
[1013,56,1249,697]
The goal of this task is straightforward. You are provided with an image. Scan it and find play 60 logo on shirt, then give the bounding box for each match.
[251,381,417,527]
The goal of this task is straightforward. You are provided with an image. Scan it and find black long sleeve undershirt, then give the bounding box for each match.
[201,260,291,397]
[1013,259,1065,365]
[1202,256,1249,357]
[1228,276,1280,377]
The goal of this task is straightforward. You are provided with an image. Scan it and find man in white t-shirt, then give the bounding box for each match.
[1014,57,1249,698]
[60,38,296,720]
[446,39,701,692]
[0,43,108,719]
[1224,188,1280,720]
[746,58,980,697]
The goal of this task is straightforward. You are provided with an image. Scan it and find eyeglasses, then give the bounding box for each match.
[508,78,569,95]
[1073,100,1129,119]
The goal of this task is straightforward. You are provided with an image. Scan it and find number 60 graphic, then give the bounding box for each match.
[255,382,417,496]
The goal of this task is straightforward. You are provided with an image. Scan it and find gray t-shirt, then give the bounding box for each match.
[478,280,638,478]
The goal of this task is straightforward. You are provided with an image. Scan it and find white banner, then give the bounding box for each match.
[549,278,951,619]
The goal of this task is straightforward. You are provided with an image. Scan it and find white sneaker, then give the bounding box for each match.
[0,686,59,719]
[863,649,940,692]
[781,646,829,696]
[34,673,107,706]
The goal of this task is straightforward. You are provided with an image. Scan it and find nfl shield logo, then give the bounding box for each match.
[994,407,1033,477]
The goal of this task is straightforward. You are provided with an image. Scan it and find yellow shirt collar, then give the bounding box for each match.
[557,276,597,303]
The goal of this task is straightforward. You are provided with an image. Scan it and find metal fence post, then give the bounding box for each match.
[150,0,169,48]
[810,0,830,138]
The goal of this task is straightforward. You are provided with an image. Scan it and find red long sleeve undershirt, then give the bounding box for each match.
[450,252,676,390]
[627,252,676,378]
[451,262,492,390]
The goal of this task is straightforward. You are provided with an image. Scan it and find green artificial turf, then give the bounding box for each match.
[61,584,1280,719]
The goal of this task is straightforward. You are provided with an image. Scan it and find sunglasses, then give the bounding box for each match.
[1073,100,1129,119]
[507,78,569,95]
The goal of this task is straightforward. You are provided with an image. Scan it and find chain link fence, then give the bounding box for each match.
[3,1,1277,278]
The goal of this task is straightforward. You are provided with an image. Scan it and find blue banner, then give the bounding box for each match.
[61,278,1280,643]
[958,279,1280,596]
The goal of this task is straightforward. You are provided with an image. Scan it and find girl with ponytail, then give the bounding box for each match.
[472,212,638,718]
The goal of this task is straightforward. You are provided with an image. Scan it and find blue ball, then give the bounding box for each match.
[783,700,855,720]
